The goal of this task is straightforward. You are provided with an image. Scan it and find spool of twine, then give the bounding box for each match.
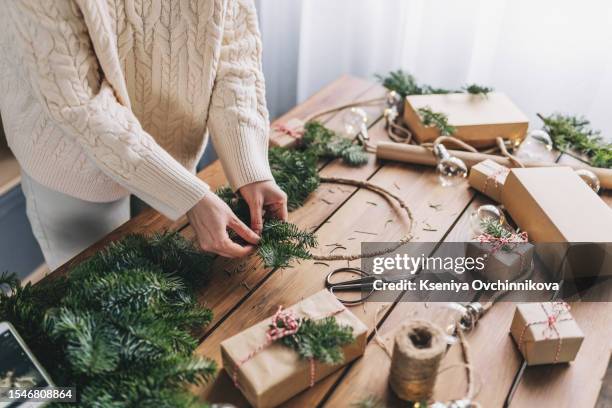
[389,320,446,402]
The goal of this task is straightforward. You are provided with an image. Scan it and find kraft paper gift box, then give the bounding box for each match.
[466,241,534,282]
[220,290,368,408]
[468,159,509,203]
[402,92,528,148]
[501,167,612,279]
[510,302,584,365]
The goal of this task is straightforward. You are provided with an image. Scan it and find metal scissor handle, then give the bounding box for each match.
[325,267,375,306]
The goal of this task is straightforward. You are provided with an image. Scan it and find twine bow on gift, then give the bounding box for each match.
[518,302,572,363]
[476,230,528,253]
[272,123,304,139]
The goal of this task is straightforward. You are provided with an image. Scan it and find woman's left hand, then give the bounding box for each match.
[239,180,288,234]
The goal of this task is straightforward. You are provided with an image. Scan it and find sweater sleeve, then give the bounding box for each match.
[208,0,274,191]
[8,0,209,220]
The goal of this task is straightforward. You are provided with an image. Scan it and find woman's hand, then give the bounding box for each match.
[239,181,288,234]
[187,193,260,258]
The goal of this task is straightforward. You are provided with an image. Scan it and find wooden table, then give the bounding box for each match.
[50,76,612,408]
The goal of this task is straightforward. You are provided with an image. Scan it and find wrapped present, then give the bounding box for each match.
[510,302,584,365]
[502,167,612,279]
[220,290,368,408]
[468,159,509,203]
[402,92,528,147]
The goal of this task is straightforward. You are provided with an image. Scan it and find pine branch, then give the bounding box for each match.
[538,113,611,169]
[257,220,317,268]
[45,309,121,375]
[463,83,494,97]
[480,218,513,240]
[417,106,456,136]
[377,70,492,100]
[300,121,369,166]
[278,316,355,364]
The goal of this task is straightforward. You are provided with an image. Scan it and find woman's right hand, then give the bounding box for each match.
[187,193,260,258]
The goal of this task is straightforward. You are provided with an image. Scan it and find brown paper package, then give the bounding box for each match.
[220,290,368,408]
[467,159,509,203]
[502,167,612,279]
[466,242,534,282]
[402,92,528,147]
[510,303,584,365]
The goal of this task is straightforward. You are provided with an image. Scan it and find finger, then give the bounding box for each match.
[229,218,260,245]
[220,239,256,258]
[267,201,289,221]
[248,200,264,234]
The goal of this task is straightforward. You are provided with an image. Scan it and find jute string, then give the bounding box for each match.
[372,306,482,406]
[310,177,414,261]
[388,320,447,402]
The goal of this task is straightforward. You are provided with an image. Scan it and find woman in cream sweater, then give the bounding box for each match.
[0,0,287,270]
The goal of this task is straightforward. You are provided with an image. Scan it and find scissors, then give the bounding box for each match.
[325,267,412,305]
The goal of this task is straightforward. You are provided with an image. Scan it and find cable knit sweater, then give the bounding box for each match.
[0,0,273,220]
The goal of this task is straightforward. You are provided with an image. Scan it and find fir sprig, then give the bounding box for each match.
[376,70,451,98]
[300,121,369,166]
[480,218,513,240]
[463,83,494,97]
[538,113,612,168]
[277,316,354,364]
[376,69,492,99]
[417,106,456,136]
[257,220,317,268]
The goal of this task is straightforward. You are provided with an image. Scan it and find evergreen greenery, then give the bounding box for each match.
[539,113,612,169]
[258,220,318,269]
[300,121,369,166]
[376,69,492,98]
[218,120,368,269]
[480,218,513,240]
[0,232,216,408]
[277,316,354,364]
[376,70,451,98]
[417,106,456,136]
[463,83,494,97]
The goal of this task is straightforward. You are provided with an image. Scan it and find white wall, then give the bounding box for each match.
[257,0,612,139]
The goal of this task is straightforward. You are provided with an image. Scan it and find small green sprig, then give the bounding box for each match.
[376,70,451,98]
[257,220,317,269]
[538,113,611,169]
[463,83,494,97]
[376,70,493,100]
[417,106,456,136]
[300,121,369,166]
[480,218,513,240]
[277,316,354,364]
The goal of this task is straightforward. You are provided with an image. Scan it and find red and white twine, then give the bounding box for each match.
[232,306,318,388]
[518,302,572,363]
